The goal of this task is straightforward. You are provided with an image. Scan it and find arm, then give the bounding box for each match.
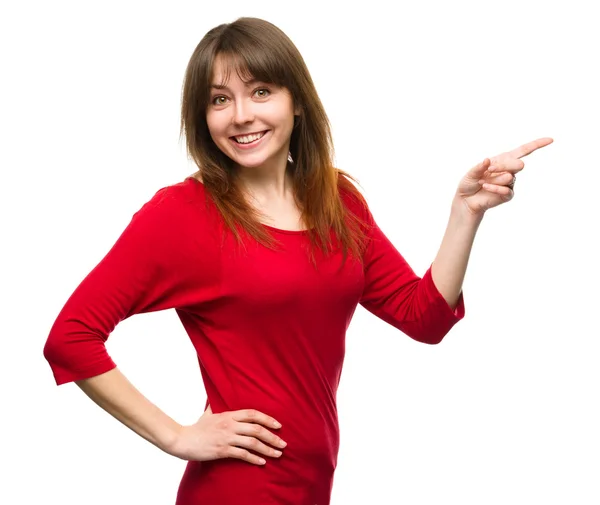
[355,198,465,345]
[432,137,554,307]
[75,367,182,455]
[43,185,215,385]
[42,186,215,455]
[48,185,284,464]
[430,197,483,310]
[43,184,218,456]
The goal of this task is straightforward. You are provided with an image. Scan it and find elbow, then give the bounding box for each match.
[43,319,112,385]
[402,306,462,345]
[411,332,446,345]
[403,321,455,345]
[43,326,77,377]
[43,330,72,385]
[43,329,64,366]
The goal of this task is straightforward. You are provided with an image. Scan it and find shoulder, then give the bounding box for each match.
[141,175,211,212]
[146,175,204,206]
[112,177,221,270]
[130,176,215,234]
[336,171,373,224]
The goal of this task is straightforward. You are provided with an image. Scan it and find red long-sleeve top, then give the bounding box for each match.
[43,176,465,505]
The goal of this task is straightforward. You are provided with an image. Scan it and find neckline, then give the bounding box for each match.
[185,176,311,235]
[261,223,310,235]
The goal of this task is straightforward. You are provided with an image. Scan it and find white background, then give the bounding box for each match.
[2,0,598,503]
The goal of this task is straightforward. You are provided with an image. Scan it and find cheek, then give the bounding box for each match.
[261,100,294,124]
[270,109,295,132]
[206,113,227,140]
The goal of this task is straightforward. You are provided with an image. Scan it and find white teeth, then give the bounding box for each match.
[234,131,266,144]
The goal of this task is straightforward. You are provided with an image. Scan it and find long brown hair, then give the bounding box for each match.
[179,17,370,267]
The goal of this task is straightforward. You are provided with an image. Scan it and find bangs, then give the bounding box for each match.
[202,39,294,107]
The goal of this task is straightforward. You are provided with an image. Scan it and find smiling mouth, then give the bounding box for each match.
[230,130,269,144]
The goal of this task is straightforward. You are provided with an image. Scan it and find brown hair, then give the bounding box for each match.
[179,17,370,267]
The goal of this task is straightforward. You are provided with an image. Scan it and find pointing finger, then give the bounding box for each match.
[508,137,553,160]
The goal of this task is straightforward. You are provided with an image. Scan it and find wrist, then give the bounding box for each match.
[451,194,485,227]
[159,420,185,457]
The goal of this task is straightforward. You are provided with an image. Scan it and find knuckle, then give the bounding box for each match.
[247,409,258,419]
[230,447,244,459]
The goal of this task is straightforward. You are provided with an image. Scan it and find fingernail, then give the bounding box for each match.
[259,458,266,465]
[274,421,282,428]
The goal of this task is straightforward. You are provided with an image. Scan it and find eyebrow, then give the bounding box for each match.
[210,79,261,90]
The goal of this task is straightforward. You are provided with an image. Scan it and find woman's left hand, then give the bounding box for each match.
[456,137,553,216]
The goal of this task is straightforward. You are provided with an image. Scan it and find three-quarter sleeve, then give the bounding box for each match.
[43,186,208,385]
[359,205,465,344]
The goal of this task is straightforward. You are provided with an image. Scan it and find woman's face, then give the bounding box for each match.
[206,55,299,173]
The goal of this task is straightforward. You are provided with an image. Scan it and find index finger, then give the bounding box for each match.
[233,409,282,429]
[509,137,554,159]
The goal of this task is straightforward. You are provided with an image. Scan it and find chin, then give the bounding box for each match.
[231,156,269,169]
[230,150,283,170]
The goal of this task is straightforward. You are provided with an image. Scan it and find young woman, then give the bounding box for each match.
[43,16,553,505]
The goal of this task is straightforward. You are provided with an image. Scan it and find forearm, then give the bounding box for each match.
[75,367,182,455]
[431,196,483,309]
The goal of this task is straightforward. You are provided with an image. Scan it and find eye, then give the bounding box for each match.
[212,96,227,106]
[255,88,271,98]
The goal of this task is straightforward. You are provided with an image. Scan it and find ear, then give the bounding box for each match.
[294,104,301,116]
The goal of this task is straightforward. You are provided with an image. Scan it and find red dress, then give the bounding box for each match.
[44,177,465,504]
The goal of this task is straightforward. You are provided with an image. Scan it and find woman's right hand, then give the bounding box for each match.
[167,405,287,465]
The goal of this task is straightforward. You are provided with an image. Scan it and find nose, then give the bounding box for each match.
[232,98,254,125]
